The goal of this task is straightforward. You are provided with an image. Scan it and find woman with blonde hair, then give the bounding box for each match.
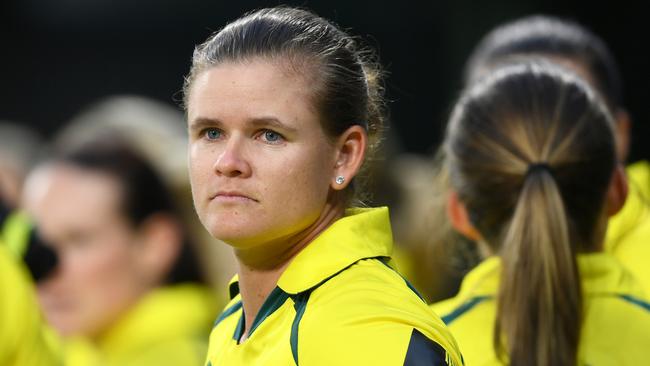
[463,15,650,295]
[432,61,650,365]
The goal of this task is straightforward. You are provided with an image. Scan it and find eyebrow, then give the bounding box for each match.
[189,116,298,134]
[249,116,298,134]
[188,117,222,133]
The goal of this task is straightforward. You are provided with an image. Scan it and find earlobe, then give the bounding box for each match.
[447,190,482,241]
[606,164,628,217]
[330,125,367,191]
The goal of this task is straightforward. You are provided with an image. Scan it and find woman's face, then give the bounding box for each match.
[23,165,151,338]
[187,59,338,249]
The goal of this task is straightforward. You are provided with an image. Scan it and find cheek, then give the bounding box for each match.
[39,244,133,323]
[188,147,213,202]
[69,245,134,293]
[188,145,206,185]
[271,146,333,207]
[189,144,220,186]
[78,244,144,321]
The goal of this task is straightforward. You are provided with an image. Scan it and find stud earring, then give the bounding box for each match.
[335,176,345,185]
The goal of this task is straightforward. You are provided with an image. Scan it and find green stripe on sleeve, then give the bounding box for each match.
[441,296,492,325]
[619,294,650,312]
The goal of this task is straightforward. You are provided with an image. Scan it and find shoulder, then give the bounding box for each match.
[306,257,432,323]
[586,292,650,326]
[296,258,463,366]
[581,293,650,364]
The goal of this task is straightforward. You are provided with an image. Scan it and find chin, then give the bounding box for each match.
[209,229,254,247]
[203,212,256,240]
[50,317,80,337]
[209,223,273,249]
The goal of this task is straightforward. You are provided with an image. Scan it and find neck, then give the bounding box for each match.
[235,199,344,342]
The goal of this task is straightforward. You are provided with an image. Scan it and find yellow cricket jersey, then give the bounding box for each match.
[0,242,62,366]
[432,254,650,366]
[64,284,216,366]
[606,160,650,295]
[206,207,464,366]
[1,210,32,258]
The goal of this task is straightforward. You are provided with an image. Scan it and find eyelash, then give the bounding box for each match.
[200,128,285,145]
[257,129,285,145]
[202,128,223,141]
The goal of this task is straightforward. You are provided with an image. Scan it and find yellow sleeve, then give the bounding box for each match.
[0,244,62,366]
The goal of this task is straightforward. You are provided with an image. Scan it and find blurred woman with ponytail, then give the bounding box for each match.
[431,61,650,366]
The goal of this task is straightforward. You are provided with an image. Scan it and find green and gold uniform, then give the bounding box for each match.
[206,207,463,366]
[432,254,650,366]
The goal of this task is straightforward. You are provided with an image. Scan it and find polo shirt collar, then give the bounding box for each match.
[457,252,645,300]
[578,252,645,296]
[455,256,500,299]
[277,207,393,294]
[225,207,393,299]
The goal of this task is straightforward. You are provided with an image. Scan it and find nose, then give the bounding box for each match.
[213,136,252,178]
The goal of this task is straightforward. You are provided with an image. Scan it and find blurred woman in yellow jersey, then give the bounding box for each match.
[462,15,650,295]
[22,138,216,366]
[432,61,650,365]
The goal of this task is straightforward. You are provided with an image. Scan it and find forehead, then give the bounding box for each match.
[24,164,124,229]
[186,59,319,123]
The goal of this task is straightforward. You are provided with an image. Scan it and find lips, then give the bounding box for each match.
[210,191,259,203]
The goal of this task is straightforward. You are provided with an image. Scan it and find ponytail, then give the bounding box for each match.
[446,62,617,366]
[494,168,581,366]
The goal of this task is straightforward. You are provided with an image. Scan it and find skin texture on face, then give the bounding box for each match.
[186,59,341,260]
[23,165,152,338]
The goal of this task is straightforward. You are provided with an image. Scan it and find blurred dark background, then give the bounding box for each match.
[1,0,647,161]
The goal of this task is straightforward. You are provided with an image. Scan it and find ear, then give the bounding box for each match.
[605,164,628,217]
[134,214,183,286]
[614,109,631,162]
[330,125,367,190]
[447,190,482,241]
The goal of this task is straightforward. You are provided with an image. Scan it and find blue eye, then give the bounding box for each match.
[205,129,221,140]
[262,130,283,143]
